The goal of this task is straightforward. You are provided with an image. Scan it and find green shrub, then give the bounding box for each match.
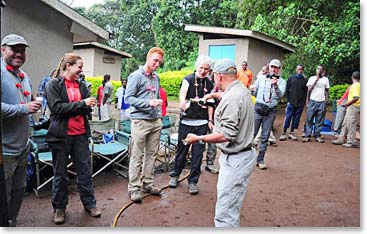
[86,70,192,100]
[159,70,193,97]
[85,76,121,100]
[329,84,350,101]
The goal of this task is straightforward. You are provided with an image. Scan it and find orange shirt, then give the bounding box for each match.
[237,68,253,88]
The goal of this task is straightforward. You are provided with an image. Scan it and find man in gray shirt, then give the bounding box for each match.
[1,34,41,226]
[184,58,256,227]
[125,47,164,202]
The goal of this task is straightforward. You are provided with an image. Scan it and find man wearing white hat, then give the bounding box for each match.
[1,34,41,226]
[253,59,286,170]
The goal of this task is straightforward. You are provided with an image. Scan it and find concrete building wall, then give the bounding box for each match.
[1,0,73,94]
[198,35,250,69]
[248,39,285,77]
[73,48,95,77]
[93,48,122,81]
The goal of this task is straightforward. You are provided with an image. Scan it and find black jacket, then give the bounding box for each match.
[183,73,214,120]
[285,74,308,107]
[44,76,92,143]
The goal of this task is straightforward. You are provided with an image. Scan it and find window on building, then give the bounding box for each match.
[209,45,235,61]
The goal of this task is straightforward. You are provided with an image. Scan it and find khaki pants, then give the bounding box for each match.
[338,105,360,145]
[128,119,162,192]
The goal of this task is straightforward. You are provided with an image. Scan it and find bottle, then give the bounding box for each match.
[190,98,216,107]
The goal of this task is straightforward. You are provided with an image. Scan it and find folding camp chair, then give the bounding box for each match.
[157,115,179,172]
[89,118,130,178]
[29,129,76,197]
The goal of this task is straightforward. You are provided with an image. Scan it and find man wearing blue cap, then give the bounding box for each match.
[1,34,41,226]
[183,58,256,227]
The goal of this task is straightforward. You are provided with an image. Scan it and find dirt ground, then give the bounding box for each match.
[17,101,360,227]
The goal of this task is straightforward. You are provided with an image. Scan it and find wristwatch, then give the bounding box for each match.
[198,136,205,144]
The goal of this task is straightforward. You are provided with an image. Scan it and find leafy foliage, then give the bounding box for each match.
[85,76,122,99]
[328,83,350,101]
[72,0,359,86]
[159,70,193,97]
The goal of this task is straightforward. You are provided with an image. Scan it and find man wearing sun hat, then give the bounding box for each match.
[252,59,286,170]
[1,34,41,226]
[183,58,256,227]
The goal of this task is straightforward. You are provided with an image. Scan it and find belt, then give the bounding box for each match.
[226,145,253,156]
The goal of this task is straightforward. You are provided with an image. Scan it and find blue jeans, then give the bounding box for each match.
[306,100,326,138]
[50,134,96,211]
[254,108,277,163]
[283,103,304,132]
[170,123,208,184]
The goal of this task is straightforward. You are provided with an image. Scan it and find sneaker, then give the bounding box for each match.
[257,162,267,170]
[342,143,358,148]
[188,183,199,194]
[288,133,298,141]
[85,207,101,218]
[129,190,143,202]
[332,139,344,145]
[302,137,310,142]
[205,164,219,174]
[302,132,306,137]
[53,209,65,224]
[279,134,287,141]
[315,137,324,143]
[142,184,162,195]
[169,176,178,188]
[268,139,277,145]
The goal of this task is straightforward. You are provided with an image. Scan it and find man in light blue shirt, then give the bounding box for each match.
[253,59,286,170]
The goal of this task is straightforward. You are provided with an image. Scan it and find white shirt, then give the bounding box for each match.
[306,76,330,102]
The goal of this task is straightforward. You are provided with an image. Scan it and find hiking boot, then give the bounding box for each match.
[279,134,287,141]
[188,183,199,194]
[332,139,344,145]
[142,184,162,195]
[205,164,219,174]
[315,137,324,143]
[129,190,143,202]
[257,162,267,170]
[169,176,178,188]
[53,209,65,224]
[342,143,358,148]
[85,207,101,218]
[302,137,310,142]
[288,133,298,141]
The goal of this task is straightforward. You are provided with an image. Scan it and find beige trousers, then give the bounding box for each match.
[128,118,162,192]
[338,105,360,145]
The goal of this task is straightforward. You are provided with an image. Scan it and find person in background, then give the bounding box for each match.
[159,87,168,117]
[303,65,329,143]
[125,47,165,202]
[205,67,220,174]
[37,69,57,116]
[115,79,130,120]
[96,80,105,120]
[279,65,308,141]
[183,58,256,227]
[332,71,360,148]
[251,64,277,146]
[252,59,286,170]
[101,74,113,120]
[237,60,253,88]
[1,34,42,227]
[333,85,351,136]
[168,55,214,194]
[45,53,101,224]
